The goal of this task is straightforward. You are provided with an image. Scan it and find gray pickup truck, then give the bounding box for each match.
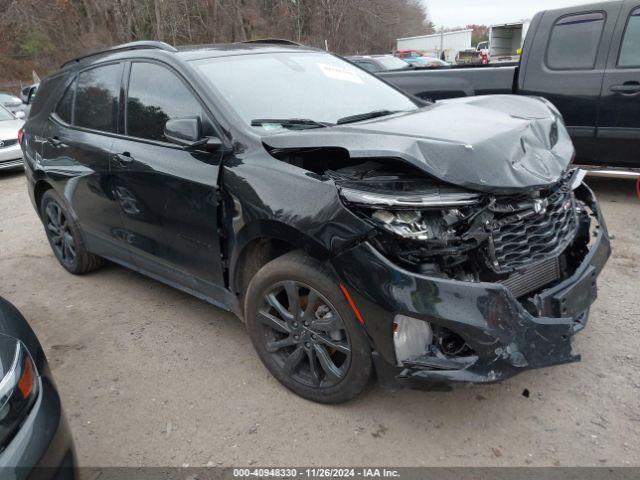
[380,0,640,170]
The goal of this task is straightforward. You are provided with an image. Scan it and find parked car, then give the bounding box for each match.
[21,40,610,403]
[0,297,77,477]
[0,92,27,117]
[402,56,451,68]
[394,49,423,60]
[0,105,24,171]
[346,55,411,73]
[380,0,640,170]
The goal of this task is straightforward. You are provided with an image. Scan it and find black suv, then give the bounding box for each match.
[20,40,610,403]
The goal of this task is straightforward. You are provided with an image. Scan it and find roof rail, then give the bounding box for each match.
[242,39,303,46]
[61,41,178,68]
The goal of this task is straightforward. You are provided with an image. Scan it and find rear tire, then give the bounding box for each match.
[244,251,372,403]
[40,190,104,275]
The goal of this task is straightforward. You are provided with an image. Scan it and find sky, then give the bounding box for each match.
[423,0,613,28]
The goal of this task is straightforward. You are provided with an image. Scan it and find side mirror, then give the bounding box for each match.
[15,111,26,120]
[165,117,202,145]
[164,117,226,152]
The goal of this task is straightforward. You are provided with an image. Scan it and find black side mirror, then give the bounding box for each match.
[165,117,202,145]
[164,117,226,152]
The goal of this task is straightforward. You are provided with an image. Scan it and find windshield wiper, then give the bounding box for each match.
[251,118,333,130]
[336,109,403,125]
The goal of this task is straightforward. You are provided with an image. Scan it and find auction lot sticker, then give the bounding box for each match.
[318,63,364,84]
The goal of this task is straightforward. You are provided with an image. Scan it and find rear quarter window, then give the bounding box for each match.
[546,12,606,70]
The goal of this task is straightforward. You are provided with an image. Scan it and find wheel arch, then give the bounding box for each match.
[33,179,55,217]
[229,220,332,304]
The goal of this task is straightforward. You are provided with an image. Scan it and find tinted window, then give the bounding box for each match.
[126,62,203,142]
[75,64,121,132]
[546,13,605,70]
[619,8,640,67]
[56,79,76,124]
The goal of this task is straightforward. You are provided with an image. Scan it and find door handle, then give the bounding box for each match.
[611,82,640,95]
[47,136,64,148]
[112,152,134,166]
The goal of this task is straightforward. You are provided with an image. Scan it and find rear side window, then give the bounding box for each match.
[619,8,640,67]
[126,62,203,142]
[56,79,76,124]
[546,12,606,70]
[75,63,122,133]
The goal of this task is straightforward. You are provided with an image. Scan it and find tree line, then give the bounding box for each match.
[0,0,434,83]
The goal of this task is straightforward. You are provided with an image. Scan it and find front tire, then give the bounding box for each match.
[40,190,104,275]
[244,251,372,403]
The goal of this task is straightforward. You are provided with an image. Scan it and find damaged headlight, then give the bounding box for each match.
[339,187,483,241]
[339,187,482,208]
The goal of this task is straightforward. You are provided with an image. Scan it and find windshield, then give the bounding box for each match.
[0,106,14,121]
[192,52,417,130]
[0,93,21,104]
[376,56,411,70]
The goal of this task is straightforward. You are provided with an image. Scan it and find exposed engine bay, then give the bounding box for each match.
[328,160,593,307]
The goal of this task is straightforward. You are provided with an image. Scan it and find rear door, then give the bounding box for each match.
[519,2,621,165]
[41,62,130,261]
[597,2,640,168]
[109,60,226,299]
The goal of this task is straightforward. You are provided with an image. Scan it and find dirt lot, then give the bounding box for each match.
[0,170,639,467]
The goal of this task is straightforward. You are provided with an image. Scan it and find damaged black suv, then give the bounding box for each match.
[20,40,611,403]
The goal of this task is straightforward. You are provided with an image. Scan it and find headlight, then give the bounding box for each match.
[0,336,39,447]
[338,186,483,240]
[339,187,482,208]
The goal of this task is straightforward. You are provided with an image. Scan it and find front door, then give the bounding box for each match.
[597,4,640,168]
[110,60,226,300]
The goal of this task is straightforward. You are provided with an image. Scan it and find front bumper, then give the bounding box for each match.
[330,185,611,387]
[0,144,23,171]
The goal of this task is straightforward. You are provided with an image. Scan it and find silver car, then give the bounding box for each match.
[0,105,24,171]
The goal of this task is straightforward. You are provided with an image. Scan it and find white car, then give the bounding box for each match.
[0,105,24,171]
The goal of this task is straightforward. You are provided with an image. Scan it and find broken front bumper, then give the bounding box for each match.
[330,185,611,387]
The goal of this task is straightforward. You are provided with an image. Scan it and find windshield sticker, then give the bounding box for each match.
[318,63,364,84]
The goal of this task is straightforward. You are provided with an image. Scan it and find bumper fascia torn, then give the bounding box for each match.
[329,183,611,388]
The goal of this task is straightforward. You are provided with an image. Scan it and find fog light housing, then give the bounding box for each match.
[393,315,432,366]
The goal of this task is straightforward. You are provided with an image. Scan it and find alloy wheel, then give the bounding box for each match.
[258,281,351,388]
[45,201,76,265]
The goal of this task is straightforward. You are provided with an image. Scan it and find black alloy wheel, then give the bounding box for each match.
[245,251,372,403]
[44,201,76,267]
[258,280,351,388]
[40,189,104,274]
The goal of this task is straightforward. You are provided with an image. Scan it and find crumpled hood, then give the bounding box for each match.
[263,95,575,193]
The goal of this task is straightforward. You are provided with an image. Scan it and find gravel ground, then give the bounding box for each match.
[0,170,639,467]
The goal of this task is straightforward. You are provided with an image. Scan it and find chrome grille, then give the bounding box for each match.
[490,188,577,272]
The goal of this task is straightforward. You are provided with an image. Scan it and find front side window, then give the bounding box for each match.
[192,53,417,130]
[74,64,121,132]
[126,62,204,142]
[546,12,605,70]
[619,8,640,67]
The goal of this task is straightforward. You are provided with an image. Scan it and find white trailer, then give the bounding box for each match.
[396,29,473,63]
[489,20,531,63]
